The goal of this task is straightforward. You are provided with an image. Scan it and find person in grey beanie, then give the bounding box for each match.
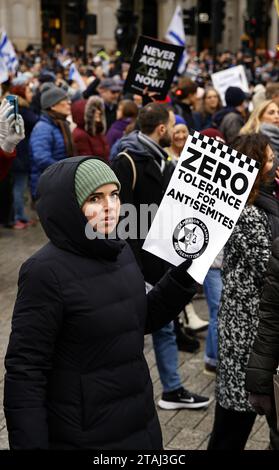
[4,156,197,450]
[29,83,74,199]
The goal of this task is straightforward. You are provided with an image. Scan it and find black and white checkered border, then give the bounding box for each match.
[189,130,260,174]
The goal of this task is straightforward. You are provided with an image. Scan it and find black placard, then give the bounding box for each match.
[123,35,184,100]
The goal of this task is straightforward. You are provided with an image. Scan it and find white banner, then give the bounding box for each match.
[143,131,259,284]
[211,65,249,105]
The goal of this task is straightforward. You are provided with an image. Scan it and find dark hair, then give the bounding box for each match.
[175,77,198,100]
[266,83,279,99]
[138,103,169,135]
[119,99,138,119]
[231,133,271,205]
[9,84,27,100]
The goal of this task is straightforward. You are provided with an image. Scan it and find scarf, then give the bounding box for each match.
[137,131,168,173]
[45,110,74,157]
[260,123,279,155]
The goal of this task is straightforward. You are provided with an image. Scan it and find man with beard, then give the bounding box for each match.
[112,103,209,411]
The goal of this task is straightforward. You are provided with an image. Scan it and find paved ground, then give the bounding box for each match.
[0,223,269,450]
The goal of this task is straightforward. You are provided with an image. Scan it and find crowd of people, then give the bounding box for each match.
[1,41,279,450]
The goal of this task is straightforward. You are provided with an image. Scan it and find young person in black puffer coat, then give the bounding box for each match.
[4,156,197,450]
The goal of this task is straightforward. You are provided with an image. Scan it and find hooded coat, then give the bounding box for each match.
[71,98,109,161]
[4,156,196,450]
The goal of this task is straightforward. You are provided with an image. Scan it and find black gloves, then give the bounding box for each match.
[82,77,100,99]
[170,259,195,287]
[248,393,272,416]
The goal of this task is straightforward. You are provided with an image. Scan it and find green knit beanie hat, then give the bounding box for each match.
[75,159,121,207]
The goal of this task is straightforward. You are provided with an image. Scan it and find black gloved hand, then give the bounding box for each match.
[248,393,272,416]
[170,259,194,287]
[82,77,100,99]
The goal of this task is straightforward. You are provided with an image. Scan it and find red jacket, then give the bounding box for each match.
[71,99,109,161]
[0,148,16,181]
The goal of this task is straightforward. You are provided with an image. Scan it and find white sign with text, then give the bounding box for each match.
[143,131,259,284]
[211,65,249,105]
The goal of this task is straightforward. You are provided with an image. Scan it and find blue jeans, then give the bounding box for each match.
[152,322,181,393]
[13,173,29,223]
[203,268,222,366]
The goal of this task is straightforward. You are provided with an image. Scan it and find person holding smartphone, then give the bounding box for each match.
[0,97,25,226]
[0,97,25,153]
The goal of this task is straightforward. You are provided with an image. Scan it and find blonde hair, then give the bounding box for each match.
[240,99,275,135]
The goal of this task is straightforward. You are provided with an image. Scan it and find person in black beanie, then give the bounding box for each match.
[4,157,197,450]
[212,86,247,144]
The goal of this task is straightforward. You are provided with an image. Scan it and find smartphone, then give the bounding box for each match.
[5,94,18,118]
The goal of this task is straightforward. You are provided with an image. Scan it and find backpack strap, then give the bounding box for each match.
[118,151,137,190]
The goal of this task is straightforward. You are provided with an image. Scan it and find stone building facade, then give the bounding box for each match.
[0,0,41,50]
[1,0,278,53]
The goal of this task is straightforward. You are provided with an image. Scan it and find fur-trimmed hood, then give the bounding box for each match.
[85,95,106,135]
[71,96,106,136]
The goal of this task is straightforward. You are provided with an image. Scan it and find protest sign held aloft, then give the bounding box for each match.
[143,130,259,284]
[123,35,184,100]
[211,65,249,105]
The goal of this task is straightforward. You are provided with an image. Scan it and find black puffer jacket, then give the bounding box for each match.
[246,237,279,395]
[4,156,196,450]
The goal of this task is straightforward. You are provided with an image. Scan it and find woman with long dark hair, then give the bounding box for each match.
[208,133,279,450]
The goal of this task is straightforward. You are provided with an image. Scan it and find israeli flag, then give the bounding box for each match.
[0,59,8,84]
[0,30,18,73]
[69,63,86,91]
[57,48,72,68]
[165,6,188,75]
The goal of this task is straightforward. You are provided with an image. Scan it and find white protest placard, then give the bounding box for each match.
[143,130,259,284]
[211,65,249,105]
